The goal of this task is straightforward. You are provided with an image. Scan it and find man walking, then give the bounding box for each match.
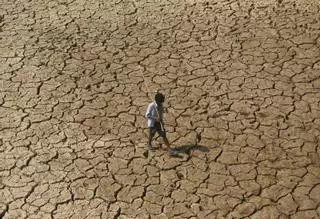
[145,92,173,154]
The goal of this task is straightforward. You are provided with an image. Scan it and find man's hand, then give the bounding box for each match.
[154,115,160,121]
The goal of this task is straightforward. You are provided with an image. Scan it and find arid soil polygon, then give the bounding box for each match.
[0,0,320,218]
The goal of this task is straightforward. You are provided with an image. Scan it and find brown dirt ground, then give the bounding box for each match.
[0,0,320,218]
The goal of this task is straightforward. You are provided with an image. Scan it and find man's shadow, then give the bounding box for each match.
[170,144,209,159]
[143,143,209,159]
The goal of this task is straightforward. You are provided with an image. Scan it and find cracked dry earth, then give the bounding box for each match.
[1,0,320,218]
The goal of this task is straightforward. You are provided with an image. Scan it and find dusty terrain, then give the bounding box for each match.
[1,0,320,218]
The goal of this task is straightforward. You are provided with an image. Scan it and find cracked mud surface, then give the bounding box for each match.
[1,0,320,218]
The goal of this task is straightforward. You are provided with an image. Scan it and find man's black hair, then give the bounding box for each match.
[155,92,165,104]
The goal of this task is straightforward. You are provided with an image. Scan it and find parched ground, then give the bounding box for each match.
[0,0,320,218]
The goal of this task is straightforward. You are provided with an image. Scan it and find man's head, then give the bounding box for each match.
[155,92,165,105]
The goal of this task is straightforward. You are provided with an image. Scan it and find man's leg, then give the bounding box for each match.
[148,127,155,151]
[163,136,171,150]
[157,124,177,155]
[157,124,171,150]
[162,135,177,155]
